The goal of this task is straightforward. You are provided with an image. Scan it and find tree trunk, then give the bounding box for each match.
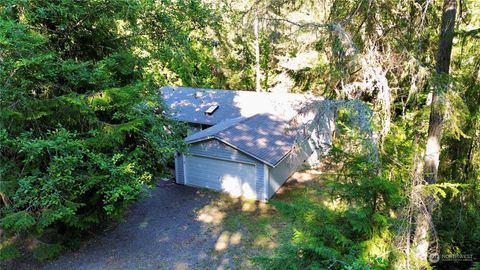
[254,14,261,92]
[0,192,11,207]
[414,0,457,265]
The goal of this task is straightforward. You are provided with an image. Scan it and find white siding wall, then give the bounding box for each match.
[266,109,335,198]
[178,139,267,200]
[176,108,335,200]
[267,139,315,198]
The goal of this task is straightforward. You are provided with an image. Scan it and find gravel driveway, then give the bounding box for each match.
[8,180,220,270]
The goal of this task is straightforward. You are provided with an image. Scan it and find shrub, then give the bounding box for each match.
[0,0,215,260]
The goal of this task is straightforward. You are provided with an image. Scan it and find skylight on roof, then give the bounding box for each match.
[205,105,219,115]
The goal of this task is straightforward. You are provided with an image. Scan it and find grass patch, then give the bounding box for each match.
[196,168,330,269]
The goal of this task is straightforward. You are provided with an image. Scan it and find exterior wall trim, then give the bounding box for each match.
[182,154,187,185]
[263,164,269,201]
[254,164,258,201]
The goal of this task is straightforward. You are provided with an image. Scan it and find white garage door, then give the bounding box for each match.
[185,155,257,199]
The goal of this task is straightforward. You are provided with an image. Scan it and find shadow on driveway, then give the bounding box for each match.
[9,180,219,270]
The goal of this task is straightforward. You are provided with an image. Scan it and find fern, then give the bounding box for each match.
[0,211,36,231]
[32,242,64,261]
[0,244,21,261]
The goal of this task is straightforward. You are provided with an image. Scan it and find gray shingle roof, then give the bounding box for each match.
[162,86,321,167]
[160,86,321,124]
[184,117,245,143]
[185,114,302,166]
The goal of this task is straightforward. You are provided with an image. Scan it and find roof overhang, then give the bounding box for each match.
[186,136,278,167]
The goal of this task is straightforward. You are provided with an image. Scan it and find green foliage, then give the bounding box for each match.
[344,257,389,270]
[0,244,21,261]
[0,0,215,260]
[255,106,402,269]
[432,9,480,267]
[471,262,480,270]
[0,0,478,266]
[210,0,478,268]
[0,211,36,231]
[32,242,65,261]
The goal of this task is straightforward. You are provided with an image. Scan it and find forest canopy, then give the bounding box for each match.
[0,0,479,268]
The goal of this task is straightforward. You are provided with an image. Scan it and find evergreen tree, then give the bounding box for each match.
[0,0,216,260]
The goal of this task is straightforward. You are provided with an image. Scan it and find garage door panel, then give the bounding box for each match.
[185,155,256,199]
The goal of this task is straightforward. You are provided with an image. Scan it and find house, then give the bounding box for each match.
[160,86,334,201]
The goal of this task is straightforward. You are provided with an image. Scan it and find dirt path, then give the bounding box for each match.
[3,168,326,270]
[5,181,220,270]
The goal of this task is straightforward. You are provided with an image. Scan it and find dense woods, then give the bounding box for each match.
[1,0,479,269]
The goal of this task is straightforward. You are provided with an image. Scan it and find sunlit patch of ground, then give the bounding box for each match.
[195,166,330,269]
[1,166,333,270]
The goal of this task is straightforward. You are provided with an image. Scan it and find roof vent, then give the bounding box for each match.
[205,105,219,115]
[195,91,204,98]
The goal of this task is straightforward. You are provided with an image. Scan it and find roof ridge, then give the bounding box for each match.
[184,116,245,143]
[160,86,321,99]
